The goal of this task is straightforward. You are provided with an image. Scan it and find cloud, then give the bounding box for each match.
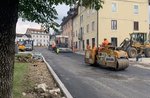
[16,4,70,34]
[16,19,41,34]
[55,4,70,24]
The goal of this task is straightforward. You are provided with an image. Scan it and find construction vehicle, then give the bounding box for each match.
[17,41,26,51]
[85,45,129,70]
[118,32,150,58]
[17,40,34,51]
[49,35,72,53]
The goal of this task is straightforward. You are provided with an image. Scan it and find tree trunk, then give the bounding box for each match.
[0,0,19,98]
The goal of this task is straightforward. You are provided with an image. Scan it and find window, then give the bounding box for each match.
[111,20,117,30]
[111,37,118,47]
[80,27,84,34]
[86,39,89,45]
[76,31,77,37]
[86,39,89,49]
[134,5,139,14]
[87,24,89,33]
[112,3,117,12]
[92,21,95,31]
[83,40,85,50]
[92,38,95,48]
[134,21,139,31]
[80,15,83,24]
[76,42,78,48]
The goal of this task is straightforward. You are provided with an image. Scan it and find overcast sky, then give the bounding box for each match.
[16,4,70,34]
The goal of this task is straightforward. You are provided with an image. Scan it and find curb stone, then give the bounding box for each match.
[42,56,73,98]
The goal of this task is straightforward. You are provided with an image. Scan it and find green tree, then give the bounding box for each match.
[0,0,103,98]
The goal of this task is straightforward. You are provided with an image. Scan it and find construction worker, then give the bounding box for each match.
[52,42,56,51]
[102,38,109,47]
[56,48,60,54]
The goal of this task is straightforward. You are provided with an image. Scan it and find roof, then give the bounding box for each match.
[61,7,78,26]
[26,28,45,34]
[56,35,68,38]
[16,34,31,38]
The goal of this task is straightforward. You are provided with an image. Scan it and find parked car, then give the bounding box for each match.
[25,44,32,51]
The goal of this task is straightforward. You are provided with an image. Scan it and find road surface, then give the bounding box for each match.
[35,47,150,98]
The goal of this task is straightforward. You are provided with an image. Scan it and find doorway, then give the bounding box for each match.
[111,37,118,47]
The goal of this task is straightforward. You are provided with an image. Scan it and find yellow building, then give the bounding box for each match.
[73,0,149,51]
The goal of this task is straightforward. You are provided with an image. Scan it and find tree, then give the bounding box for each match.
[0,0,103,97]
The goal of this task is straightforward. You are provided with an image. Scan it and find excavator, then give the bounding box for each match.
[118,32,150,58]
[85,44,129,70]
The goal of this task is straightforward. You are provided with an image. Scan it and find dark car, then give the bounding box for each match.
[25,44,33,51]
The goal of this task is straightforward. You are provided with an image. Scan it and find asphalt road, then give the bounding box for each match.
[35,47,150,98]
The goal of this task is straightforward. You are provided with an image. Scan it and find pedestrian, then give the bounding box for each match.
[136,53,142,62]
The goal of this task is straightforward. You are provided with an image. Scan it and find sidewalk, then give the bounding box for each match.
[74,50,85,55]
[129,58,150,65]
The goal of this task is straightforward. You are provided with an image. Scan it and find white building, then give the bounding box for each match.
[26,28,49,46]
[15,34,31,42]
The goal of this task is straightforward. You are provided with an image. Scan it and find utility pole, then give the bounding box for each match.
[97,10,99,47]
[95,1,101,47]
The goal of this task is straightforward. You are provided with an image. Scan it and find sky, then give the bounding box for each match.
[16,4,70,34]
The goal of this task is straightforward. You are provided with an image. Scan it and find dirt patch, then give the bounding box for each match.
[23,61,65,98]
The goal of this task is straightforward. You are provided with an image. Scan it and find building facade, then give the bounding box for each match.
[61,8,77,48]
[72,0,149,51]
[26,28,49,46]
[73,6,98,50]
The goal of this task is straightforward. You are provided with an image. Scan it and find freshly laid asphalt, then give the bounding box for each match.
[35,47,150,98]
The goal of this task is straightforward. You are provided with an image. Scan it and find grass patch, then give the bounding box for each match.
[13,63,29,98]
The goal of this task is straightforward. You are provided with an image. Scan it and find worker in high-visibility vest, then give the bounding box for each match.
[102,38,109,47]
[52,42,56,51]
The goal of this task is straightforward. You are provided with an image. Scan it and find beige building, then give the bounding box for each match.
[61,8,77,48]
[73,0,149,51]
[73,6,97,50]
